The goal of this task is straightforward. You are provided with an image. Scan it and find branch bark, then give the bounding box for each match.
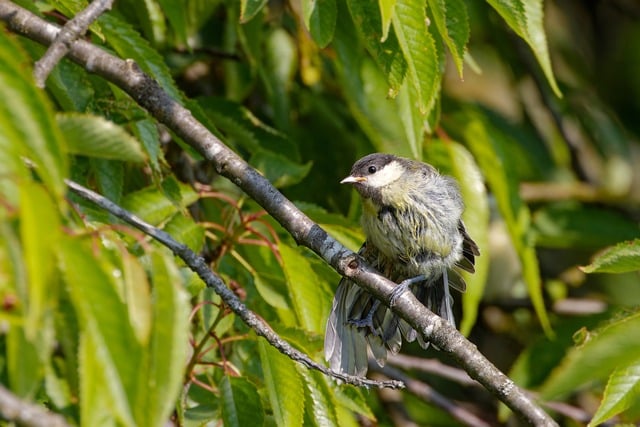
[0,1,557,424]
[0,385,69,427]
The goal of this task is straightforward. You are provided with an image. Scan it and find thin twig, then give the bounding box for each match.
[65,179,402,389]
[370,364,492,427]
[33,0,114,87]
[0,2,557,424]
[0,385,70,427]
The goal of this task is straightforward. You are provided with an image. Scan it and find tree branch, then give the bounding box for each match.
[0,1,557,424]
[65,179,401,389]
[0,385,69,427]
[33,0,114,87]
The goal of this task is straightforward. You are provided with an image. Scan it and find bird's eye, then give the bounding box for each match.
[368,165,377,174]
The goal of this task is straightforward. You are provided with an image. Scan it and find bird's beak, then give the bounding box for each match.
[340,175,366,184]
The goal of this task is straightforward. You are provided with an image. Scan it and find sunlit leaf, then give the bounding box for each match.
[378,0,397,41]
[240,0,268,23]
[279,243,332,334]
[300,369,339,427]
[581,239,640,274]
[345,0,406,93]
[541,310,640,399]
[258,339,305,427]
[58,114,146,162]
[302,0,337,48]
[0,31,67,199]
[453,108,551,334]
[220,376,264,427]
[590,361,640,426]
[486,0,561,97]
[392,0,441,115]
[121,183,199,225]
[427,0,469,77]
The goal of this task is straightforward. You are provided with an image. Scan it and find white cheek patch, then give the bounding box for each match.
[367,160,404,188]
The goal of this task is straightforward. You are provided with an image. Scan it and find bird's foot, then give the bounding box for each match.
[347,300,381,336]
[389,274,427,307]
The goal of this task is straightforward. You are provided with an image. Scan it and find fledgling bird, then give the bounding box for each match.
[324,153,479,376]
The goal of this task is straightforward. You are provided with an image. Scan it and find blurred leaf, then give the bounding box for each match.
[263,28,297,131]
[92,158,124,203]
[541,310,640,399]
[455,108,551,334]
[7,325,43,398]
[250,149,312,188]
[132,119,163,175]
[99,13,183,102]
[58,114,146,162]
[120,250,152,346]
[156,0,188,44]
[279,243,332,334]
[136,251,190,427]
[219,376,264,427]
[581,239,640,274]
[240,0,267,23]
[302,0,337,48]
[427,0,469,77]
[346,0,406,93]
[0,31,67,199]
[60,237,141,426]
[238,245,289,309]
[19,182,60,339]
[590,361,640,426]
[532,204,640,250]
[426,141,490,335]
[46,57,94,112]
[393,0,441,115]
[258,339,305,427]
[486,0,561,97]
[121,183,199,225]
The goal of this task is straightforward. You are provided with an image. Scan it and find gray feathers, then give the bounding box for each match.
[324,153,479,376]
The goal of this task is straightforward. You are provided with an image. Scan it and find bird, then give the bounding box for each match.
[324,153,479,376]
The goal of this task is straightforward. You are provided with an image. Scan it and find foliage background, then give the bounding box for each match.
[1,0,640,426]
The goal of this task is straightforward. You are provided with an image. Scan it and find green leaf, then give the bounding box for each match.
[378,0,397,41]
[581,240,640,274]
[300,370,339,427]
[279,243,332,334]
[392,0,441,115]
[590,361,640,426]
[156,0,189,44]
[0,31,67,199]
[486,0,561,97]
[455,108,551,334]
[58,114,146,162]
[136,251,190,427]
[120,250,152,346]
[99,13,183,102]
[426,0,469,77]
[219,376,264,427]
[163,213,205,253]
[132,119,163,176]
[19,182,60,339]
[250,150,312,188]
[258,339,305,427]
[541,310,640,399]
[7,325,43,398]
[60,237,141,426]
[240,0,268,23]
[238,245,289,309]
[346,0,407,93]
[121,183,199,225]
[425,141,490,335]
[302,0,337,48]
[46,57,94,112]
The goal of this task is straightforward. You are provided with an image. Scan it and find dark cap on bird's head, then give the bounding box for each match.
[340,153,404,189]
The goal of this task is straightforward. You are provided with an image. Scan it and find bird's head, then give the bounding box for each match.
[341,153,405,194]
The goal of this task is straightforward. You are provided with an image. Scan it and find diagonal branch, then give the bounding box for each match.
[0,385,69,427]
[33,0,114,87]
[0,1,557,424]
[66,179,401,389]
